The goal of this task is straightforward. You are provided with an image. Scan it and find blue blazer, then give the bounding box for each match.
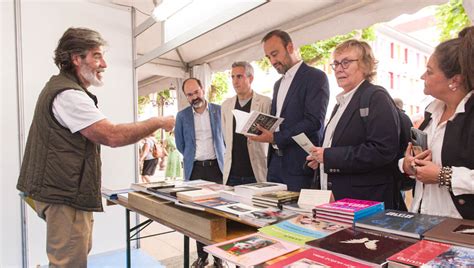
[175,103,225,181]
[269,62,329,190]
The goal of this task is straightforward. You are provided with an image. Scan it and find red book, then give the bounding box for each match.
[267,248,373,268]
[387,240,452,267]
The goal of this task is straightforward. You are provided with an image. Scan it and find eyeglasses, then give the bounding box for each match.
[330,59,358,70]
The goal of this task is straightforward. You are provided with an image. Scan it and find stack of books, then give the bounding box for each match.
[355,209,446,239]
[387,240,474,267]
[305,228,416,266]
[251,190,299,208]
[234,182,287,199]
[423,218,474,248]
[260,215,347,246]
[204,232,299,267]
[313,198,384,224]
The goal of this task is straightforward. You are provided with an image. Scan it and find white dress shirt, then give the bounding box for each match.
[275,61,303,119]
[193,102,217,161]
[408,91,474,218]
[320,80,363,190]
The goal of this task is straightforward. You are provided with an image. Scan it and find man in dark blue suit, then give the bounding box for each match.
[249,30,329,191]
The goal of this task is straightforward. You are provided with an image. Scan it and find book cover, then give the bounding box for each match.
[306,228,415,265]
[176,189,219,201]
[423,245,474,267]
[233,110,284,136]
[282,203,313,214]
[253,191,300,202]
[213,203,261,217]
[267,248,373,268]
[423,218,474,248]
[387,240,452,267]
[234,182,287,197]
[314,198,384,216]
[203,233,299,267]
[130,181,175,192]
[240,208,297,227]
[193,197,238,208]
[355,210,446,239]
[260,215,347,245]
[148,186,201,197]
[101,187,133,200]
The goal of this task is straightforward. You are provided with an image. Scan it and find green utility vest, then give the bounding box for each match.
[17,72,103,212]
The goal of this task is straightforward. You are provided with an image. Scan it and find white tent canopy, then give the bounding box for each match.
[93,0,465,96]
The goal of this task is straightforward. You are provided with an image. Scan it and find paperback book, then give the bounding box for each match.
[355,209,446,239]
[232,109,284,136]
[387,240,453,267]
[130,181,175,192]
[213,203,261,217]
[176,189,219,202]
[239,208,297,227]
[204,233,299,267]
[193,197,238,208]
[267,248,373,268]
[101,187,133,200]
[260,215,347,245]
[423,245,474,267]
[306,228,415,266]
[423,218,474,248]
[234,182,287,198]
[314,198,384,221]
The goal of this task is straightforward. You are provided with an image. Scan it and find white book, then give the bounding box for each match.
[232,110,284,136]
[298,189,334,207]
[234,182,287,198]
[292,133,314,154]
[176,189,219,201]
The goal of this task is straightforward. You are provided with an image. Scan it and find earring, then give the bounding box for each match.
[448,84,457,92]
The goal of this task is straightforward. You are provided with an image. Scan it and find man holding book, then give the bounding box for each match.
[221,61,271,186]
[175,77,225,267]
[249,29,330,191]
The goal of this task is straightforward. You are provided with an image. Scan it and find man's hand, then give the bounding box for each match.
[247,124,274,143]
[159,116,175,132]
[306,154,319,169]
[311,146,325,164]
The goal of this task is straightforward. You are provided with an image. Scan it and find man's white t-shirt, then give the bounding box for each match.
[52,89,106,133]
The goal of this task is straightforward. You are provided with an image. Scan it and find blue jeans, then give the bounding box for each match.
[226,175,257,186]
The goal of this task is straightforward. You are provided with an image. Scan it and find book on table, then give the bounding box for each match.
[130,181,175,192]
[203,232,300,268]
[193,197,239,209]
[176,189,220,202]
[266,247,374,268]
[423,245,474,267]
[314,198,384,222]
[305,227,416,266]
[101,187,134,200]
[387,240,465,267]
[211,203,262,217]
[260,215,347,246]
[355,209,446,239]
[232,109,284,136]
[239,207,297,227]
[147,186,201,199]
[234,182,287,198]
[423,218,474,248]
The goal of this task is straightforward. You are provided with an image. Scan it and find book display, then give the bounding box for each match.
[314,198,384,223]
[234,182,287,198]
[387,240,455,267]
[252,190,300,208]
[355,209,446,239]
[239,208,297,227]
[204,233,299,267]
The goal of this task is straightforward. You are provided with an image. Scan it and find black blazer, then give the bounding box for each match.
[419,94,474,219]
[270,62,329,190]
[323,80,400,206]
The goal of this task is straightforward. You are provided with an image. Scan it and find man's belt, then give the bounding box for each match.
[194,159,218,167]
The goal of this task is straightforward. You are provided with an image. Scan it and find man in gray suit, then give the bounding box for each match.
[221,61,271,186]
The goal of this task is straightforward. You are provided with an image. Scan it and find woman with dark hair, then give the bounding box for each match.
[401,26,474,219]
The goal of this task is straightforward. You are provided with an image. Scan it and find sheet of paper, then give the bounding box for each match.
[298,189,333,207]
[292,133,314,154]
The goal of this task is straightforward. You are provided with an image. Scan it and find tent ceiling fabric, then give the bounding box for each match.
[93,0,457,95]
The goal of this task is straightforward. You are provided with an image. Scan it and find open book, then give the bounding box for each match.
[232,110,284,136]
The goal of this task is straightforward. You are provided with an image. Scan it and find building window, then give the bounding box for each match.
[390,43,394,59]
[404,48,408,64]
[389,72,394,89]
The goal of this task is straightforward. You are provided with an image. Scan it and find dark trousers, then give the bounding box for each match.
[226,175,256,186]
[190,160,223,260]
[267,153,311,191]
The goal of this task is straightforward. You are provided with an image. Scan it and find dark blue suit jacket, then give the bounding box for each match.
[323,80,400,208]
[268,62,329,191]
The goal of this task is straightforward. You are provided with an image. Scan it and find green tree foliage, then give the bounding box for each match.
[209,71,229,104]
[255,27,375,72]
[137,95,150,115]
[436,0,471,42]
